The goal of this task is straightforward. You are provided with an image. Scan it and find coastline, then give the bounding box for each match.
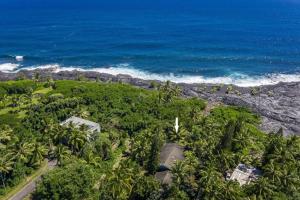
[0,68,299,136]
[1,62,300,87]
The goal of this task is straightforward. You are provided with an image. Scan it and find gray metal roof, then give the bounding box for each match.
[158,143,184,170]
[60,116,100,133]
[155,171,173,185]
[155,143,184,185]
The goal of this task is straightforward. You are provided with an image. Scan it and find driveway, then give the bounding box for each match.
[9,159,57,200]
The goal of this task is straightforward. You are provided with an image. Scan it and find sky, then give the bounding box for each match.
[0,0,299,10]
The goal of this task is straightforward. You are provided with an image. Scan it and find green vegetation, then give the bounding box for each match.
[226,85,234,94]
[250,87,260,96]
[0,79,299,200]
[1,160,48,200]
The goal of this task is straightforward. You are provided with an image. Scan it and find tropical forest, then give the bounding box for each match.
[0,77,299,200]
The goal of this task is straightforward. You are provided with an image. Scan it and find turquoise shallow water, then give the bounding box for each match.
[0,1,300,86]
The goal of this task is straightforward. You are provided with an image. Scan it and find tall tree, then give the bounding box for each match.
[52,144,71,166]
[250,177,276,199]
[0,125,13,149]
[67,129,87,154]
[30,142,48,166]
[0,154,14,189]
[263,160,282,183]
[12,141,34,164]
[220,181,243,200]
[99,160,137,200]
[146,133,161,175]
[219,119,236,150]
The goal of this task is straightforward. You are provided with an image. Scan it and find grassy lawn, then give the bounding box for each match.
[0,160,48,200]
[33,87,53,95]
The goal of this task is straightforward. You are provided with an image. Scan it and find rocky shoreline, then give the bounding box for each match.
[1,68,299,136]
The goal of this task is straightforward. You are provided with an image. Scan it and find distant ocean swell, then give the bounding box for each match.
[1,62,300,87]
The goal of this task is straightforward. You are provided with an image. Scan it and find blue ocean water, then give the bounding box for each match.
[1,1,300,86]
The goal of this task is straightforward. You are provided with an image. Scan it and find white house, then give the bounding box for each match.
[60,116,101,140]
[226,164,261,185]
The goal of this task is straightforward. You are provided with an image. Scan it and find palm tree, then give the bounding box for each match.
[221,181,243,200]
[158,80,181,103]
[33,72,40,82]
[270,147,294,165]
[217,150,235,172]
[68,129,87,154]
[52,144,71,166]
[46,76,55,89]
[169,127,189,144]
[19,94,31,106]
[171,161,187,187]
[198,165,223,199]
[146,133,161,174]
[100,160,136,200]
[280,168,298,193]
[84,150,102,167]
[11,94,20,108]
[50,125,66,145]
[252,177,276,199]
[0,94,7,108]
[0,125,13,149]
[30,142,48,166]
[173,85,182,97]
[286,135,300,154]
[232,128,250,151]
[263,160,282,183]
[72,108,90,119]
[157,88,163,104]
[0,154,14,189]
[12,141,34,164]
[189,106,201,123]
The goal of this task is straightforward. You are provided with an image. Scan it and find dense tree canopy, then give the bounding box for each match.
[0,79,299,199]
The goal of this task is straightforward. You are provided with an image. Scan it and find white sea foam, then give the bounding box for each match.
[13,63,300,87]
[15,56,24,62]
[22,64,61,71]
[0,63,19,72]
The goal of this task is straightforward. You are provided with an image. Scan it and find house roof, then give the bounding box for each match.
[60,116,100,133]
[155,171,173,185]
[228,164,262,185]
[159,143,184,170]
[155,143,184,185]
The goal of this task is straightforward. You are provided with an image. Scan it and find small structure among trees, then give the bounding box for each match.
[226,164,261,185]
[60,116,101,140]
[155,143,184,185]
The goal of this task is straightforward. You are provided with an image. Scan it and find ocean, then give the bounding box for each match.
[1,1,300,86]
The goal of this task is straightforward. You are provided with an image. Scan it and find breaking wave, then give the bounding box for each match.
[0,63,20,72]
[12,63,300,87]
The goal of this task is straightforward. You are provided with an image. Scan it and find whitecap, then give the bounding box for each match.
[0,63,19,72]
[15,56,24,62]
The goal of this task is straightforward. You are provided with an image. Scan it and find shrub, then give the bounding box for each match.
[226,85,234,94]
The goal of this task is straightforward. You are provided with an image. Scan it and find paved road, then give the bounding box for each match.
[9,159,57,200]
